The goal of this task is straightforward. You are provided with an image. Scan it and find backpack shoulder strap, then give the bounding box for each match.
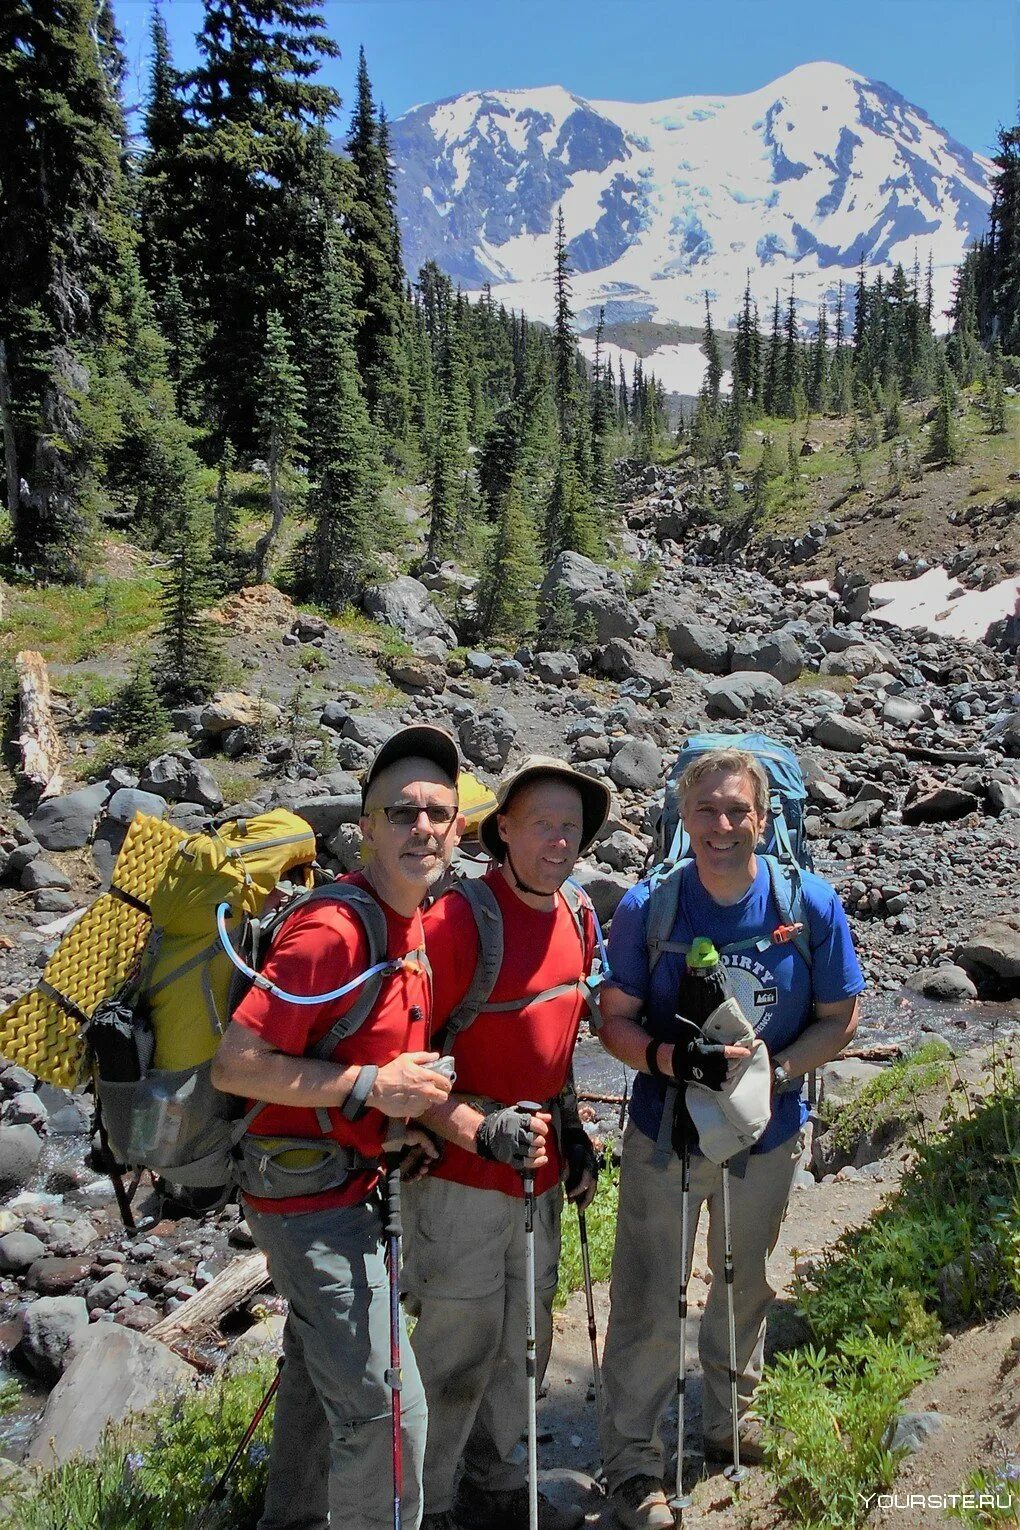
[434,879,504,1055]
[761,854,812,971]
[646,860,693,975]
[290,883,398,1059]
[559,881,588,951]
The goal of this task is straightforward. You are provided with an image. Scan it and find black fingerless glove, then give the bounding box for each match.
[475,1107,538,1170]
[561,1126,599,1196]
[674,1036,728,1090]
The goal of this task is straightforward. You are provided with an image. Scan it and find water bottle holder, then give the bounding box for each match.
[97,1060,244,1180]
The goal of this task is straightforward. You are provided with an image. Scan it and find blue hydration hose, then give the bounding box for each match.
[215,902,403,1007]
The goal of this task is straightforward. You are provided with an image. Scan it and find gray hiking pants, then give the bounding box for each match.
[246,1196,426,1530]
[402,1177,561,1514]
[599,1119,802,1492]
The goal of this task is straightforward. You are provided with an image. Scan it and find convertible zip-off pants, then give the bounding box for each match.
[246,1196,427,1530]
[599,1119,802,1492]
[402,1177,562,1515]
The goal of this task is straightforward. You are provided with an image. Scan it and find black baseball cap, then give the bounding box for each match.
[361,725,461,809]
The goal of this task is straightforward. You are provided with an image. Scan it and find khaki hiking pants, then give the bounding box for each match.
[402,1177,561,1515]
[246,1196,427,1530]
[599,1119,802,1493]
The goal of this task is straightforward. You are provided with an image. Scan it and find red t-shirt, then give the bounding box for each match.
[233,872,431,1215]
[422,869,595,1198]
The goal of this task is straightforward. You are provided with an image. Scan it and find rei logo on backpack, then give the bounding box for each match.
[85,810,413,1216]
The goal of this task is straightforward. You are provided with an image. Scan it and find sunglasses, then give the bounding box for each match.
[375,802,458,828]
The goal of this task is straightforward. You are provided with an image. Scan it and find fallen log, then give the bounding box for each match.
[888,743,988,766]
[15,649,63,797]
[149,1250,269,1352]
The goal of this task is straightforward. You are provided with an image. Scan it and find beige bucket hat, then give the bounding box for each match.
[479,755,612,861]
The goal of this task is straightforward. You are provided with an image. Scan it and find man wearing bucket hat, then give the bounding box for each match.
[595,748,864,1529]
[403,757,612,1530]
[212,725,464,1530]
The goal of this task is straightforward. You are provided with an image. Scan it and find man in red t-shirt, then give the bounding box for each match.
[212,725,464,1530]
[404,757,612,1530]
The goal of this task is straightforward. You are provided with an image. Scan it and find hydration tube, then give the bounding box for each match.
[215,902,402,1007]
[566,878,611,979]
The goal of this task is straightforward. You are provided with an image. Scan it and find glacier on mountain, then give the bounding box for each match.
[387,61,993,339]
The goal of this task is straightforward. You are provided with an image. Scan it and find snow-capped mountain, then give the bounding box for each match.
[388,62,993,333]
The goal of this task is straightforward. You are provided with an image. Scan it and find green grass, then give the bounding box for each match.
[1,1361,276,1530]
[1,573,162,665]
[555,1164,618,1309]
[817,1040,952,1161]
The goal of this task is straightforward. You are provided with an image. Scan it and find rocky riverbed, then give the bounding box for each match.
[0,514,1017,1473]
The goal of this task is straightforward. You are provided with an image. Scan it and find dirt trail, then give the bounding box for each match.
[537,1162,893,1526]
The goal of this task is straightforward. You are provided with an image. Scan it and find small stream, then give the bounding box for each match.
[574,991,1020,1106]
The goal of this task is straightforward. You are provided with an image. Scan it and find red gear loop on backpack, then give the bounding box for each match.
[773,922,805,945]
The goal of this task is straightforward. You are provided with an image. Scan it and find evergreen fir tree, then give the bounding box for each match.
[762,294,782,417]
[552,207,577,439]
[986,341,1008,433]
[253,310,306,579]
[157,463,223,702]
[116,659,170,760]
[809,300,830,414]
[929,355,963,465]
[345,51,412,452]
[477,475,542,642]
[702,295,723,411]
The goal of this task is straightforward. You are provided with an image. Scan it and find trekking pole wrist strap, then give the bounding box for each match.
[342,1064,379,1121]
[646,1039,672,1084]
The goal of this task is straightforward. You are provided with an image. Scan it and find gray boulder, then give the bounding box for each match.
[703,671,783,720]
[901,784,981,825]
[886,1411,944,1455]
[730,632,804,684]
[609,739,662,792]
[534,651,580,686]
[138,753,223,811]
[907,965,978,1002]
[0,1125,43,1194]
[0,1231,46,1273]
[294,795,362,838]
[881,696,928,728]
[106,788,168,825]
[988,778,1020,815]
[819,641,896,679]
[29,785,110,851]
[362,576,456,647]
[571,864,630,923]
[596,829,647,873]
[465,651,495,679]
[956,918,1020,996]
[459,708,517,773]
[27,1324,194,1465]
[342,713,393,751]
[813,715,872,752]
[20,859,72,892]
[17,1295,90,1383]
[594,640,672,690]
[200,692,280,736]
[667,621,731,675]
[540,551,638,644]
[818,1059,884,1109]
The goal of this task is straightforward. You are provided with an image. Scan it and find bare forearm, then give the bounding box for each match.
[775,1003,859,1077]
[599,1012,664,1076]
[420,1096,485,1153]
[212,1040,359,1110]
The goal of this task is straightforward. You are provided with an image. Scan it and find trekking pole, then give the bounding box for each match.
[518,1101,543,1530]
[384,1153,405,1530]
[195,1356,282,1529]
[720,1162,745,1484]
[670,1114,693,1524]
[577,1204,603,1420]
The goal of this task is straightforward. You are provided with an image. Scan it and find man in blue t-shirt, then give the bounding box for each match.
[598,749,864,1530]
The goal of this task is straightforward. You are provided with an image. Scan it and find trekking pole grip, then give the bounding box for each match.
[384,1154,403,1240]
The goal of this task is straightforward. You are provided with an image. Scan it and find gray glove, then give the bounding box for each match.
[475,1106,539,1170]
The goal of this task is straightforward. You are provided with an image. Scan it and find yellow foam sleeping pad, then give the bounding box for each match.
[146,810,316,1070]
[458,771,497,840]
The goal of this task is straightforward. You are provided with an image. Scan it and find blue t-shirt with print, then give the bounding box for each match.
[606,859,866,1155]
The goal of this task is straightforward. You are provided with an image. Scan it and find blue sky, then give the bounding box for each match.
[118,0,1017,155]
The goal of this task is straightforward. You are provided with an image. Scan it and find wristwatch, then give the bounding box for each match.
[772,1061,790,1092]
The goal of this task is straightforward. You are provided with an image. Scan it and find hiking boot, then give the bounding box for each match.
[455,1478,584,1530]
[703,1416,766,1466]
[610,1475,674,1530]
